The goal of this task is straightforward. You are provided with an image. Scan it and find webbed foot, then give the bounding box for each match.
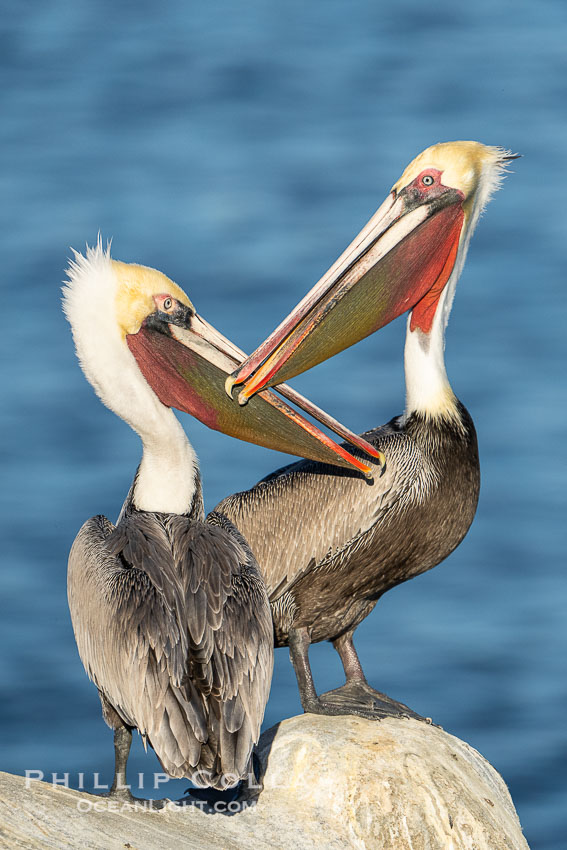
[316,680,425,721]
[101,788,171,809]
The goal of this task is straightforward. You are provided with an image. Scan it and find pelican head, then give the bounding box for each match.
[63,242,374,475]
[226,141,517,402]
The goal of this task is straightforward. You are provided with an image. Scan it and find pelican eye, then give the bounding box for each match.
[162,297,173,311]
[422,174,434,187]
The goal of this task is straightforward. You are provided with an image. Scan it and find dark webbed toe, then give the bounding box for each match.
[101,787,171,808]
[317,681,424,721]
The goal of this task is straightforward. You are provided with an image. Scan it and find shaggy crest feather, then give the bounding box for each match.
[63,239,198,515]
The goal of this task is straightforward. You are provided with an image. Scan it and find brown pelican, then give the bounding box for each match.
[215,142,517,718]
[63,244,375,801]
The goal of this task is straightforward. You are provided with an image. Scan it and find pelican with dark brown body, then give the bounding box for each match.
[216,406,479,718]
[63,245,373,800]
[217,142,516,718]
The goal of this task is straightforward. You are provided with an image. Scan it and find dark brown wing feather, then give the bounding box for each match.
[68,510,273,787]
[213,422,415,599]
[213,410,479,646]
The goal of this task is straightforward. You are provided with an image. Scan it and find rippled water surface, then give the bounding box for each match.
[1,3,565,847]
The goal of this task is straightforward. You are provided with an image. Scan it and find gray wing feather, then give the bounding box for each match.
[68,511,273,786]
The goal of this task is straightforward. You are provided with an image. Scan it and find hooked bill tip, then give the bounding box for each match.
[237,387,250,406]
[375,451,387,475]
[225,374,237,398]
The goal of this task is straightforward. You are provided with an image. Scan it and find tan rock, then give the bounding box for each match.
[254,715,530,849]
[0,714,529,849]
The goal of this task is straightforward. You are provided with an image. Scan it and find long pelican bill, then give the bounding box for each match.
[226,184,464,404]
[126,305,381,477]
[225,141,514,403]
[186,314,384,463]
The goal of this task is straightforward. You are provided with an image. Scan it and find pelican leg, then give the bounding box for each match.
[98,693,170,807]
[108,725,135,799]
[288,627,424,720]
[288,627,320,709]
[318,631,424,721]
[288,626,383,719]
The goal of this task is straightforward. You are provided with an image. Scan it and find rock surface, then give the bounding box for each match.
[0,714,530,850]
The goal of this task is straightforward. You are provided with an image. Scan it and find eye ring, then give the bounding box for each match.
[162,297,173,311]
[422,174,434,187]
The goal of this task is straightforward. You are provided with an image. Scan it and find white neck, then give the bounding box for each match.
[402,145,511,423]
[63,243,199,515]
[403,282,458,421]
[133,409,199,514]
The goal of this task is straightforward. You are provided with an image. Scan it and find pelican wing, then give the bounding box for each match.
[68,511,273,785]
[213,424,428,602]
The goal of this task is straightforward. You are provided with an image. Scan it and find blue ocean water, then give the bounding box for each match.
[1,2,565,846]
